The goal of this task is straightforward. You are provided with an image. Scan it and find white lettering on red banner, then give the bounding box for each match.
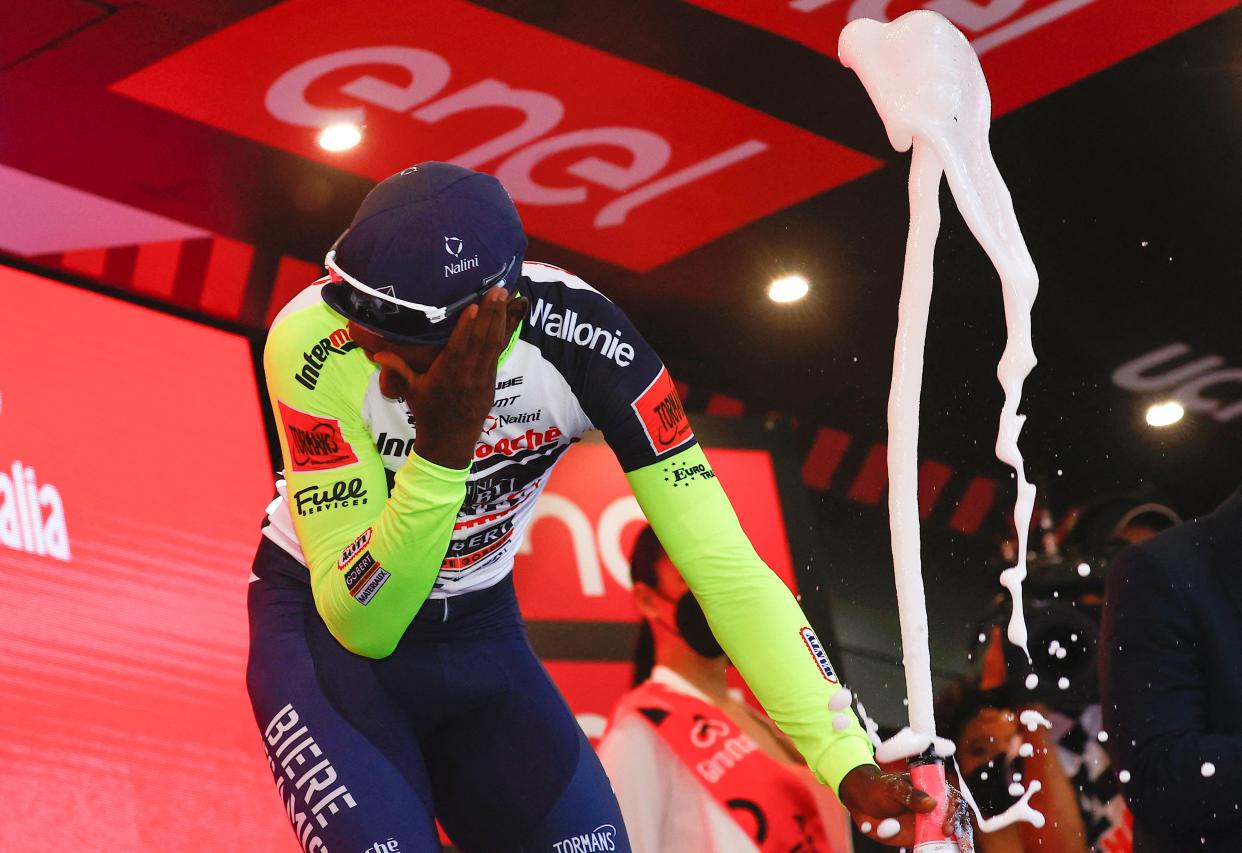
[112,0,880,271]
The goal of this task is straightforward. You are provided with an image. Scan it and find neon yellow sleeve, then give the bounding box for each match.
[264,295,466,658]
[627,443,877,793]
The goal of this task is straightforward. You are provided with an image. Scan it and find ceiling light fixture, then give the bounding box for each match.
[1145,401,1184,427]
[318,124,362,152]
[768,275,809,303]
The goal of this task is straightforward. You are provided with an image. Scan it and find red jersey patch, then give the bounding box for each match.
[278,400,358,472]
[632,368,694,455]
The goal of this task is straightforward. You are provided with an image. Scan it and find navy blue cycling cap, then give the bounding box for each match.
[321,162,527,344]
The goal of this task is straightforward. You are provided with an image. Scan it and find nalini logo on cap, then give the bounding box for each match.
[444,236,464,257]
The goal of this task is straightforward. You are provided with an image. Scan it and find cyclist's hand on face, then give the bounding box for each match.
[372,287,511,469]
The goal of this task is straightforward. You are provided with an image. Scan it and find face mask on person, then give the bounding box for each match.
[651,589,725,659]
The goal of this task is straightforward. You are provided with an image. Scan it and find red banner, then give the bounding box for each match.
[0,267,287,848]
[687,0,1238,116]
[112,0,880,271]
[514,441,798,622]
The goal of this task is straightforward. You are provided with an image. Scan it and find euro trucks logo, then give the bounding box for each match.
[111,0,879,271]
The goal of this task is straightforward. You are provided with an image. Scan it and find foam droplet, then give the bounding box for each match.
[1097,731,1109,743]
[832,713,852,731]
[861,821,873,834]
[1019,743,1034,757]
[1076,562,1091,577]
[829,688,853,711]
[1025,673,1039,690]
[1056,648,1067,659]
[1119,770,1131,783]
[1020,710,1052,731]
[1008,782,1025,797]
[1202,762,1216,778]
[1057,677,1070,690]
[877,818,901,839]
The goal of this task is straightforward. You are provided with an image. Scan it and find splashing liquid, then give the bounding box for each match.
[840,8,1043,838]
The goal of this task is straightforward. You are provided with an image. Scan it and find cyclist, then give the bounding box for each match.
[248,161,942,851]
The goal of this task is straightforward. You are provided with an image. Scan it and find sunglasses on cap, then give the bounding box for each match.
[323,234,520,342]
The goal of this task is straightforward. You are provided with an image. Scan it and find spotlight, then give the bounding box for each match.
[318,124,362,152]
[1145,401,1184,427]
[768,275,809,303]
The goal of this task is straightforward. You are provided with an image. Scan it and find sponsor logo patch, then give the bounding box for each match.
[553,824,618,853]
[279,401,358,471]
[800,626,838,683]
[293,477,368,515]
[633,368,693,455]
[661,457,715,487]
[293,327,357,390]
[441,518,515,570]
[472,426,562,460]
[261,703,357,847]
[530,298,635,367]
[343,551,379,591]
[482,410,542,434]
[354,566,391,605]
[338,527,373,569]
[375,432,416,460]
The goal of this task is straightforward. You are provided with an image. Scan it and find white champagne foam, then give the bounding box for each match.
[839,8,1040,750]
[876,817,902,839]
[955,757,1047,832]
[875,726,957,763]
[1019,709,1052,732]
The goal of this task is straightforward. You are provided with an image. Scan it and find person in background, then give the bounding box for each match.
[597,526,856,852]
[935,676,1087,852]
[1099,485,1242,852]
[967,490,1182,852]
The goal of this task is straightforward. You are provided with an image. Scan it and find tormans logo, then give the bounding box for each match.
[800,626,838,683]
[553,824,617,853]
[632,367,693,455]
[279,401,359,471]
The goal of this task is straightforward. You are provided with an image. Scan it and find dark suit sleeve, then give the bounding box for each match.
[1099,545,1242,833]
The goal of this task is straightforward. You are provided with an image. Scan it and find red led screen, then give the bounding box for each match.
[0,266,804,849]
[688,0,1238,117]
[514,442,799,623]
[112,0,881,272]
[0,266,289,849]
